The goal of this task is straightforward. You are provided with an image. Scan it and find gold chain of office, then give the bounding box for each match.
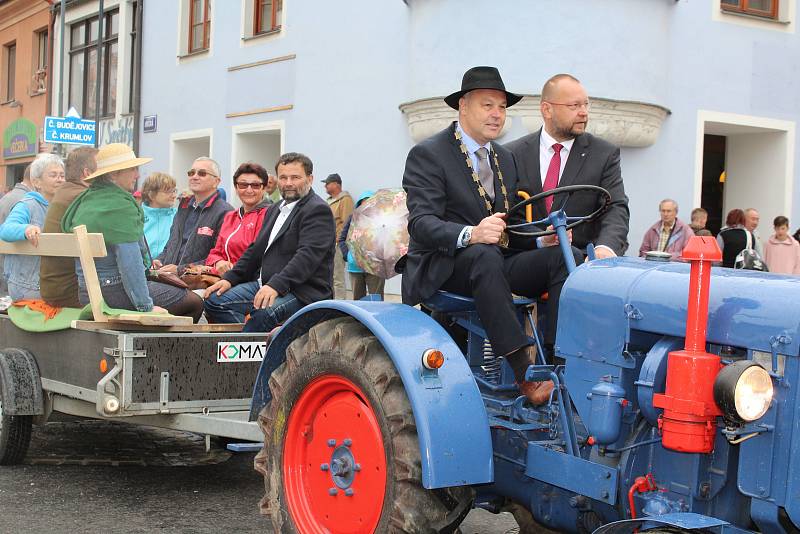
[454,129,509,214]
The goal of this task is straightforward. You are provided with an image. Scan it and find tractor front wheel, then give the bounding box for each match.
[255,317,473,533]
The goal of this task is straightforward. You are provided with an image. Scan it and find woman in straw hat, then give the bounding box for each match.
[0,153,65,300]
[61,143,203,321]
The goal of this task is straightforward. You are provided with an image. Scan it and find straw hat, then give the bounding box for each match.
[85,143,153,181]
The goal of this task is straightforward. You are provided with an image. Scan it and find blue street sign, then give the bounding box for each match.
[44,115,96,146]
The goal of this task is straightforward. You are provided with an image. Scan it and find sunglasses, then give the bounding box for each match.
[187,169,217,178]
[235,181,265,190]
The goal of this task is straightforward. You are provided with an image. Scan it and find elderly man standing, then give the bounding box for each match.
[745,208,763,253]
[401,66,578,405]
[264,173,281,204]
[40,147,98,307]
[154,157,232,274]
[323,173,353,299]
[204,152,335,332]
[639,199,693,260]
[507,74,629,258]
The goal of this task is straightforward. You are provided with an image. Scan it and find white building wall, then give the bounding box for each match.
[139,0,800,292]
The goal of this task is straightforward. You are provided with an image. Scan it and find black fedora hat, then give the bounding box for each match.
[444,66,522,110]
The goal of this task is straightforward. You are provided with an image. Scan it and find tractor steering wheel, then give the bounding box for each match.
[505,184,612,237]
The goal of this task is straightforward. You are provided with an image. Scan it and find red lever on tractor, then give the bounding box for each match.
[653,236,723,453]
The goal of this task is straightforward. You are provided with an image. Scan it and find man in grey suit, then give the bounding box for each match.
[506,74,629,258]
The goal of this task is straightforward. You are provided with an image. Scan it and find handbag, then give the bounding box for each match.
[180,265,222,290]
[146,269,189,289]
[734,228,769,272]
[141,236,190,289]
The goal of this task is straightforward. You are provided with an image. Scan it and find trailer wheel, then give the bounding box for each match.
[0,395,32,465]
[255,317,474,533]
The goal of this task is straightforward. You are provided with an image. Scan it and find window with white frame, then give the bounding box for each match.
[721,0,779,19]
[242,0,283,40]
[68,9,119,119]
[255,0,282,35]
[188,0,211,53]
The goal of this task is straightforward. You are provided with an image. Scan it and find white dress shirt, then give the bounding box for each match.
[539,128,575,187]
[258,199,298,286]
[538,129,615,257]
[267,200,298,250]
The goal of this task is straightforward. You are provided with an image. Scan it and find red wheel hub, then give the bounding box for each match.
[283,375,387,534]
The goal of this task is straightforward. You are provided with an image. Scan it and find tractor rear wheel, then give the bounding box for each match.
[255,317,474,533]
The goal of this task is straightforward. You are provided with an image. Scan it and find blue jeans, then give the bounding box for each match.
[204,280,303,332]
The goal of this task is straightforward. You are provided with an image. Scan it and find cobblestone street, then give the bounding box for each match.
[0,417,521,533]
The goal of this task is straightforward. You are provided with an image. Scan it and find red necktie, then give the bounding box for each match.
[543,143,563,213]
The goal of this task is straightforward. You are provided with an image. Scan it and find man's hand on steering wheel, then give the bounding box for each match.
[470,212,507,245]
[540,226,573,247]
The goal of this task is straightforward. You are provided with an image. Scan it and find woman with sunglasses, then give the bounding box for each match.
[203,162,271,276]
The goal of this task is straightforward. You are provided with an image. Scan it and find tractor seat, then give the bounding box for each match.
[423,290,535,313]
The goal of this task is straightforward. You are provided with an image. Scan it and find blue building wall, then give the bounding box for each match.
[139,0,800,277]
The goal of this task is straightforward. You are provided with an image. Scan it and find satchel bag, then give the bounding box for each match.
[146,269,189,289]
[180,265,222,290]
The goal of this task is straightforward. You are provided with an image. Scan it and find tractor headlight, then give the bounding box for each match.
[714,361,773,423]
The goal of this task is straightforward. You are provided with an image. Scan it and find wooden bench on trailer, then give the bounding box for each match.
[0,225,241,332]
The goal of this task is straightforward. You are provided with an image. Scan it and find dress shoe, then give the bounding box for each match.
[518,380,555,405]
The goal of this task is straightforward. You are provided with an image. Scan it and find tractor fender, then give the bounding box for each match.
[249,300,494,490]
[592,513,731,534]
[0,348,44,416]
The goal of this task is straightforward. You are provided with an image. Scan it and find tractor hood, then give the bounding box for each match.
[557,257,800,361]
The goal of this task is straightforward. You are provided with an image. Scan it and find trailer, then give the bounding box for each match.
[0,226,265,464]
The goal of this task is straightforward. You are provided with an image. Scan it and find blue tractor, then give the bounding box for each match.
[247,185,795,534]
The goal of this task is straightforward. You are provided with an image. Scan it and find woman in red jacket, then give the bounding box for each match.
[204,162,271,275]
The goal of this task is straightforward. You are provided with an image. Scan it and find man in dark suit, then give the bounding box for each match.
[506,74,629,258]
[203,152,335,332]
[401,66,579,404]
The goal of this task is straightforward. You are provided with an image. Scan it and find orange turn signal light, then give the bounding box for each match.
[99,359,108,373]
[422,349,445,370]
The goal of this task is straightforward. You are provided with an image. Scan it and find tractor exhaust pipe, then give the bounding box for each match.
[653,236,723,453]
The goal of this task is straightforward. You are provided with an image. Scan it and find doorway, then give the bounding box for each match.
[695,112,795,242]
[701,135,726,235]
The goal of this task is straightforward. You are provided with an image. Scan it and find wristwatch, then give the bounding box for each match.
[460,226,473,247]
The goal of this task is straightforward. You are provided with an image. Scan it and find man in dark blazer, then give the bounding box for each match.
[203,152,335,332]
[506,74,629,258]
[401,66,579,405]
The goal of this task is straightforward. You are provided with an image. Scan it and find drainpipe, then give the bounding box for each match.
[58,0,65,117]
[132,0,143,154]
[45,1,55,116]
[94,0,104,146]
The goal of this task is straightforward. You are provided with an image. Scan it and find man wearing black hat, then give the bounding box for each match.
[401,66,580,405]
[323,173,353,299]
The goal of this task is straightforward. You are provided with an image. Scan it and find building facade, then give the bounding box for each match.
[0,0,51,189]
[50,0,141,150]
[138,0,799,286]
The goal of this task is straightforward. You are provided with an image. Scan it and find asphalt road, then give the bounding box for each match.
[0,419,520,533]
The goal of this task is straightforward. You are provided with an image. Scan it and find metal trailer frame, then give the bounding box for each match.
[0,316,264,443]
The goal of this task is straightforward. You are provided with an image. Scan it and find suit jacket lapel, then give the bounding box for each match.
[259,201,282,239]
[270,193,312,246]
[526,130,547,221]
[526,131,543,196]
[558,134,590,188]
[489,145,509,213]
